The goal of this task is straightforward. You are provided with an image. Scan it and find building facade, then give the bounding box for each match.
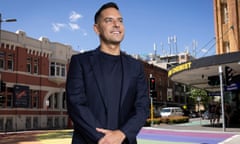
[214,0,240,124]
[214,0,240,54]
[0,30,76,131]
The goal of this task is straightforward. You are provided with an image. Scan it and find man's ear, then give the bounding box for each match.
[93,24,100,35]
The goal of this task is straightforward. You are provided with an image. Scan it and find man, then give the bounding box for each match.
[66,2,149,144]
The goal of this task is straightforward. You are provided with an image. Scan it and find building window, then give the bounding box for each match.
[0,95,6,108]
[47,117,53,128]
[54,93,58,109]
[25,117,31,129]
[27,57,31,73]
[0,118,3,131]
[62,92,66,109]
[50,62,66,77]
[221,3,228,24]
[56,63,60,76]
[54,117,59,128]
[6,118,13,131]
[223,41,230,53]
[6,94,12,107]
[33,117,39,129]
[32,91,39,108]
[7,54,13,70]
[33,58,38,74]
[61,64,65,77]
[180,55,185,59]
[0,52,5,69]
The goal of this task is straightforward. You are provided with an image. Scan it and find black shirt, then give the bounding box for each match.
[99,51,123,129]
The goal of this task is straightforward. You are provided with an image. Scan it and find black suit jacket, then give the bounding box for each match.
[66,48,149,144]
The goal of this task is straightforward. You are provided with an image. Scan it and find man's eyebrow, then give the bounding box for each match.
[103,17,123,20]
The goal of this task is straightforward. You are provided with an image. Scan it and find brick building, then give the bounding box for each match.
[0,30,75,131]
[214,0,240,54]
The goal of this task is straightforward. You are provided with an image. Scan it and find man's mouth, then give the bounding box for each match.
[111,31,121,34]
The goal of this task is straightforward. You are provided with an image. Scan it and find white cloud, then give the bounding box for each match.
[52,23,66,32]
[51,11,86,34]
[69,11,82,22]
[201,48,208,53]
[69,23,80,30]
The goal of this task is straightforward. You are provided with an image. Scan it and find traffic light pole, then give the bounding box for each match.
[219,66,225,132]
[149,74,154,126]
[150,97,154,126]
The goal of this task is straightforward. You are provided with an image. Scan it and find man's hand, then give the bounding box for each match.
[96,128,126,144]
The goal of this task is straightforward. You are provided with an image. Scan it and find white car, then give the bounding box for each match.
[160,107,184,117]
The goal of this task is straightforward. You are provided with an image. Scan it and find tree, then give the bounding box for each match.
[189,88,209,111]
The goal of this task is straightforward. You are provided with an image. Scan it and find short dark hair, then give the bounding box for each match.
[94,2,119,24]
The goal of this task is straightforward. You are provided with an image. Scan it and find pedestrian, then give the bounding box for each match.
[208,101,215,126]
[224,102,232,127]
[66,2,150,144]
[213,102,221,126]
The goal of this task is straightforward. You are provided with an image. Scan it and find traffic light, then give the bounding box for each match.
[225,66,233,85]
[208,76,220,86]
[149,77,155,91]
[149,91,157,98]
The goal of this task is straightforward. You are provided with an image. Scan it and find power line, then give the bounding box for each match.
[197,25,234,58]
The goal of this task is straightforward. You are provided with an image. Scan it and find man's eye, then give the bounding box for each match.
[119,18,123,23]
[105,18,113,23]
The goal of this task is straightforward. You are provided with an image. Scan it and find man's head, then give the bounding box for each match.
[93,2,125,48]
[94,2,119,24]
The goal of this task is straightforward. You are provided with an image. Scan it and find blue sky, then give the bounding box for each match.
[1,0,215,58]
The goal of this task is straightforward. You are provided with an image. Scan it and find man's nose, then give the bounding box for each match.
[113,20,120,27]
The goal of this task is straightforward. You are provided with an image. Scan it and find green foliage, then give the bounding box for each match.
[145,116,189,126]
[37,130,72,140]
[189,88,209,108]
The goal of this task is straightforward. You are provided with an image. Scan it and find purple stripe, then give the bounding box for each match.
[137,128,235,144]
[140,129,234,138]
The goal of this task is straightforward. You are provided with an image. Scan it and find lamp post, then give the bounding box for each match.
[0,13,17,46]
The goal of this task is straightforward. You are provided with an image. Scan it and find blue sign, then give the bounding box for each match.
[225,83,240,91]
[208,92,220,96]
[13,85,30,108]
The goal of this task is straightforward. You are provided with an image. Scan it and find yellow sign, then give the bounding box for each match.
[168,62,192,77]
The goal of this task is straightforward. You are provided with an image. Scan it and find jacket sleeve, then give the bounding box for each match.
[66,55,104,142]
[120,61,150,143]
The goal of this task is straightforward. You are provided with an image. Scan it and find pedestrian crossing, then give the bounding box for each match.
[137,127,235,144]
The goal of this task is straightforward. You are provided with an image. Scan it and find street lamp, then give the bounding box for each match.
[0,13,17,45]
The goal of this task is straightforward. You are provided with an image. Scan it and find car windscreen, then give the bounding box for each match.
[161,109,170,112]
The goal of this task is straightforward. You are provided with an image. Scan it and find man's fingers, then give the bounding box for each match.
[96,128,109,134]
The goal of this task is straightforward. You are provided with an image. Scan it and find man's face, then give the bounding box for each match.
[94,7,125,45]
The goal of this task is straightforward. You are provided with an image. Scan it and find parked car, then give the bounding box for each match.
[189,111,198,118]
[160,107,184,117]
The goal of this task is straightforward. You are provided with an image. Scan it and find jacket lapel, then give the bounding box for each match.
[89,49,108,109]
[120,54,130,106]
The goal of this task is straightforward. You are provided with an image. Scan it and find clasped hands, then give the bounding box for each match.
[96,128,126,144]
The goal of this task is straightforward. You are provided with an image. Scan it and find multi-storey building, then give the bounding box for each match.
[214,0,240,54]
[0,30,76,131]
[146,52,193,106]
[213,0,240,124]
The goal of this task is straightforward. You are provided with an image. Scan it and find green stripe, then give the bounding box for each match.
[137,139,197,144]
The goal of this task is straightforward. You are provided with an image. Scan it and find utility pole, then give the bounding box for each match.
[219,66,225,132]
[0,13,17,45]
